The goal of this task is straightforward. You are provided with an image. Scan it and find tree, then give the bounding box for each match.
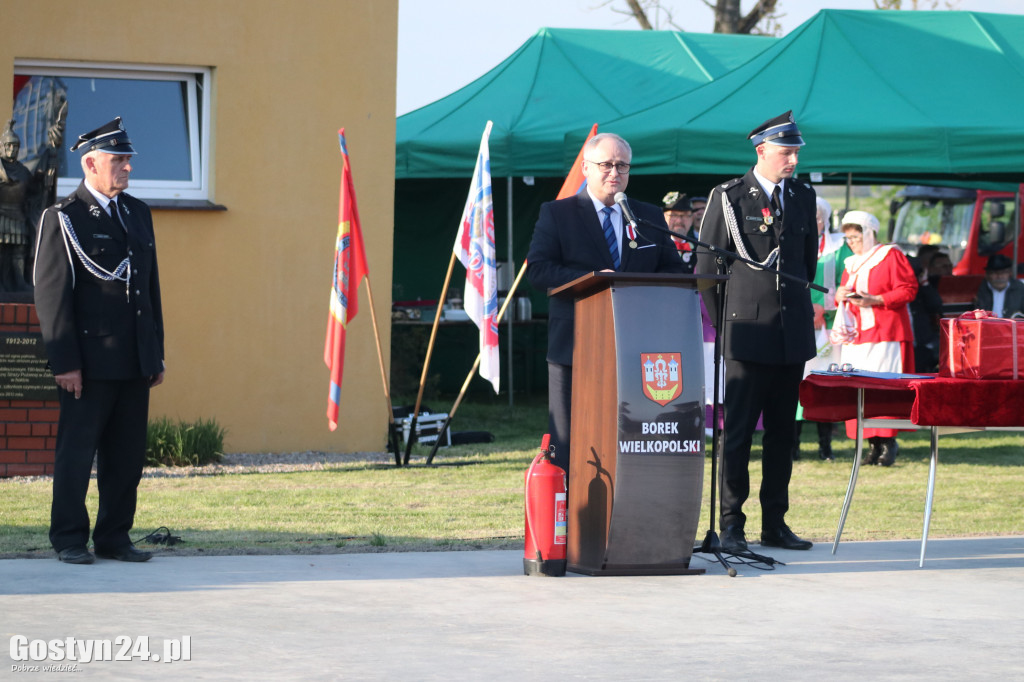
[711,0,781,35]
[608,0,783,35]
[873,0,960,9]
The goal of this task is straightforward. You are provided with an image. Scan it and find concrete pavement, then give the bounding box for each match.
[2,536,1023,680]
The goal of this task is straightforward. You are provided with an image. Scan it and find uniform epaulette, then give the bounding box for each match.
[53,193,78,211]
[718,177,744,191]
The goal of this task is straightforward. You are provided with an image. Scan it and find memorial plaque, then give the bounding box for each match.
[0,332,57,400]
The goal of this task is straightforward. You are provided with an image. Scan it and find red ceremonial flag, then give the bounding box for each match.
[555,123,598,200]
[325,128,369,431]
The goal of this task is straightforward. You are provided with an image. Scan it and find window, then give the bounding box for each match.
[13,61,212,202]
[977,198,1016,256]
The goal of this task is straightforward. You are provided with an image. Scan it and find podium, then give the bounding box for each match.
[551,272,719,576]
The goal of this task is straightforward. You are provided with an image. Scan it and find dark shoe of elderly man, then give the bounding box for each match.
[760,524,813,550]
[57,546,95,564]
[95,545,153,562]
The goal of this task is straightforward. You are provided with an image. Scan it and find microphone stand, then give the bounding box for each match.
[630,213,826,576]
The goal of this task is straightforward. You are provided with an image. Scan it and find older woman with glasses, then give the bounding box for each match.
[832,210,918,466]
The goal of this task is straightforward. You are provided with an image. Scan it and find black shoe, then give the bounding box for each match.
[877,439,899,467]
[720,525,748,554]
[760,525,813,550]
[95,545,153,562]
[57,546,95,564]
[861,438,881,466]
[818,441,833,461]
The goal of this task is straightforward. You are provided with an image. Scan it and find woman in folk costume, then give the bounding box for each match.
[832,210,918,466]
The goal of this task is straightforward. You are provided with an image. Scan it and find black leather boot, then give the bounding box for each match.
[877,438,899,467]
[817,422,833,461]
[862,437,881,465]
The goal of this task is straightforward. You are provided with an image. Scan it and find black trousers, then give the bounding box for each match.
[720,359,803,531]
[50,377,151,553]
[546,361,572,475]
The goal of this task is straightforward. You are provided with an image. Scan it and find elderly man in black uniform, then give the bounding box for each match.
[527,132,683,475]
[662,191,698,274]
[33,118,165,564]
[696,111,817,553]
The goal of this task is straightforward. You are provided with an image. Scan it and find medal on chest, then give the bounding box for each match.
[626,221,638,249]
[760,207,772,232]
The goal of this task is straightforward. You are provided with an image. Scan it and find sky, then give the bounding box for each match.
[397,0,1024,115]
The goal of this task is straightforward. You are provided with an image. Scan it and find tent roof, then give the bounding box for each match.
[395,28,776,178]
[605,10,1024,184]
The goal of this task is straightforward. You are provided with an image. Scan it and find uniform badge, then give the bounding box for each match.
[682,252,692,263]
[89,205,102,219]
[641,352,682,407]
[748,187,759,196]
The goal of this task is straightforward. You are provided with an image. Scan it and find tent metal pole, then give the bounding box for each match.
[1015,184,1022,274]
[507,176,514,407]
[845,172,852,213]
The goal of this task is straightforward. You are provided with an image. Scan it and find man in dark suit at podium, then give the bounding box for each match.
[696,111,817,553]
[526,132,683,475]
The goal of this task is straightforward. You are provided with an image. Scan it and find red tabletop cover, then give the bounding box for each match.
[800,373,1024,427]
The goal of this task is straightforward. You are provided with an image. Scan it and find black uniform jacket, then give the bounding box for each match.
[696,169,817,366]
[33,182,164,380]
[526,192,683,366]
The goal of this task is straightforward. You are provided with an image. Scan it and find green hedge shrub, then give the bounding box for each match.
[146,417,226,467]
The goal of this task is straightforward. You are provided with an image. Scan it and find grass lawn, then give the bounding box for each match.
[2,396,1023,558]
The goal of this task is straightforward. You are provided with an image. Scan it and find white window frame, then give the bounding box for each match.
[14,59,212,202]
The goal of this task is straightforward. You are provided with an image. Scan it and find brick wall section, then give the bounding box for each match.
[0,303,58,478]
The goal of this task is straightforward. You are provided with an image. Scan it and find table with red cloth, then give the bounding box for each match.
[799,372,1024,566]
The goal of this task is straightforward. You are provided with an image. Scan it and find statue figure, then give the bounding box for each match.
[0,102,66,294]
[0,121,33,292]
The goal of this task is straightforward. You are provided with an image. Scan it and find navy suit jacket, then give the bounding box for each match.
[526,192,683,366]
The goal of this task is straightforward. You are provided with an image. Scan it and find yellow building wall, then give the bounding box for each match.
[3,0,397,453]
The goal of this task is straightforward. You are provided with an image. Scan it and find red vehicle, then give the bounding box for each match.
[888,185,1023,308]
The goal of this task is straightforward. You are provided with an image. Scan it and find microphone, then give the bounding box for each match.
[614,192,638,231]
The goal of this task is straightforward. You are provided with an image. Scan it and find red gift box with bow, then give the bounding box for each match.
[939,310,1024,379]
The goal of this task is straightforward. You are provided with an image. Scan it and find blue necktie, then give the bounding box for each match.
[601,206,620,270]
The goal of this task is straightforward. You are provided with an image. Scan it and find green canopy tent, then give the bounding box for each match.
[601,9,1024,185]
[396,28,777,179]
[393,28,776,398]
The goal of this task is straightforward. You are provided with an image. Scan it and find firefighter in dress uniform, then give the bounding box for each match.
[33,117,165,564]
[696,111,818,554]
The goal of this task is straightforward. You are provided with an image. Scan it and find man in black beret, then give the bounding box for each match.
[696,111,817,553]
[34,117,165,564]
[973,253,1024,318]
[663,191,698,274]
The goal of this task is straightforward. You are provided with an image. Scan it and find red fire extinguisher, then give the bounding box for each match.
[524,434,567,577]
